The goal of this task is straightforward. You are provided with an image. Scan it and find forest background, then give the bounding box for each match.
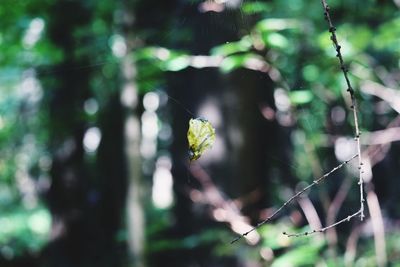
[0,0,400,266]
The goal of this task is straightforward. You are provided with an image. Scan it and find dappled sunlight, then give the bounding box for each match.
[83,127,102,153]
[23,18,44,49]
[197,99,225,162]
[84,98,99,115]
[110,34,127,58]
[121,84,138,108]
[1,0,400,266]
[141,92,160,159]
[152,156,174,209]
[143,92,160,112]
[334,137,357,162]
[19,71,43,104]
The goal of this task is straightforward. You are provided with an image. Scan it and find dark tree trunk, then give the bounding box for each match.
[164,2,281,266]
[43,1,124,267]
[96,95,128,267]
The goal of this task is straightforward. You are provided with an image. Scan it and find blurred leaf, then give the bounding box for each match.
[220,53,264,73]
[220,55,247,72]
[302,64,320,82]
[271,241,323,267]
[373,17,400,53]
[289,90,314,105]
[147,228,224,253]
[211,36,252,56]
[0,206,51,255]
[241,2,272,14]
[134,47,191,72]
[163,54,190,72]
[263,32,289,49]
[133,47,160,61]
[187,118,216,161]
[343,25,372,52]
[261,224,293,250]
[256,18,301,32]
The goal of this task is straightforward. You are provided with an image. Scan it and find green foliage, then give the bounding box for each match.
[1,0,400,265]
[271,243,323,267]
[0,207,50,257]
[241,2,272,15]
[289,90,314,105]
[211,36,253,56]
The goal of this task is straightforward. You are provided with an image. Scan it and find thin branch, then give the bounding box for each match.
[283,2,367,239]
[320,0,365,220]
[230,154,358,244]
[283,210,362,237]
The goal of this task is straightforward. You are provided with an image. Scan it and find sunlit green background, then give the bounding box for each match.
[0,0,399,266]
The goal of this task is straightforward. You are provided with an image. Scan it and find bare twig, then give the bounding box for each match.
[283,0,368,239]
[283,210,362,237]
[321,0,365,220]
[230,154,358,244]
[231,0,367,244]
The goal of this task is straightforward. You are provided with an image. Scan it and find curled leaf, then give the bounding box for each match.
[187,118,216,161]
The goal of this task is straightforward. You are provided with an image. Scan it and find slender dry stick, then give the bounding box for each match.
[320,0,365,220]
[230,154,358,244]
[232,1,366,244]
[283,210,362,237]
[282,1,367,238]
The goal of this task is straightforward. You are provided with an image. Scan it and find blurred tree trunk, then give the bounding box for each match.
[41,1,131,266]
[227,68,278,221]
[166,2,278,266]
[122,56,145,267]
[119,1,145,266]
[96,95,128,267]
[42,1,93,266]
